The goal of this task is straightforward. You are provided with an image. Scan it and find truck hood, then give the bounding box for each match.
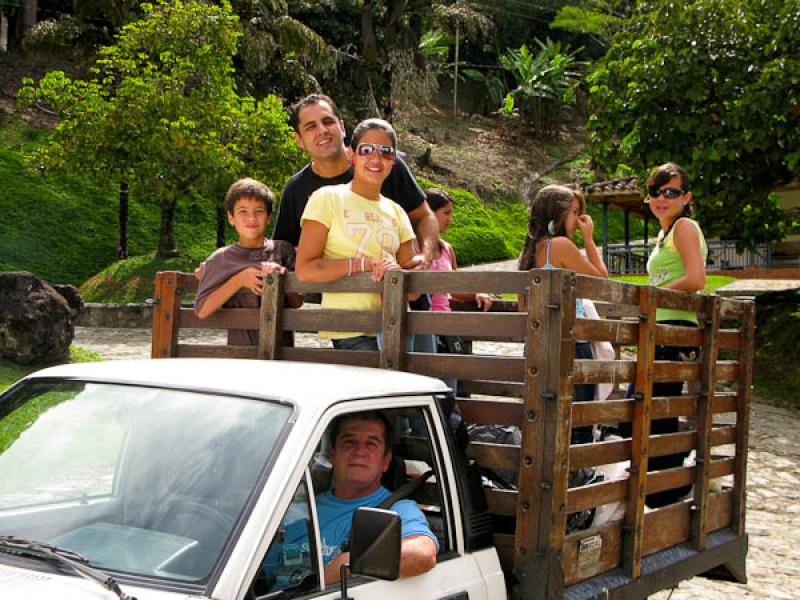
[0,563,194,600]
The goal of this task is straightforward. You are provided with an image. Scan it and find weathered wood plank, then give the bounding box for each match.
[380,271,408,371]
[486,488,518,517]
[405,353,525,382]
[567,478,627,513]
[571,438,632,470]
[258,271,284,360]
[151,271,182,358]
[654,286,706,314]
[707,490,734,532]
[458,380,525,398]
[714,361,740,383]
[575,319,638,344]
[571,395,703,427]
[562,520,623,585]
[642,501,690,556]
[692,295,720,550]
[646,465,694,495]
[710,426,737,447]
[708,457,735,479]
[718,329,742,350]
[733,302,755,536]
[405,270,532,295]
[574,275,640,306]
[457,398,523,426]
[573,359,636,384]
[655,323,704,346]
[407,311,527,338]
[624,285,656,579]
[282,309,382,334]
[470,441,520,471]
[284,272,380,294]
[176,344,258,359]
[654,361,702,383]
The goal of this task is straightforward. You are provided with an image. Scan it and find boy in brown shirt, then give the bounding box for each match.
[194,178,301,345]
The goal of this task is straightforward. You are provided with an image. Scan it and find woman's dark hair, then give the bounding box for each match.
[518,185,583,271]
[425,188,453,211]
[351,118,397,149]
[646,162,694,218]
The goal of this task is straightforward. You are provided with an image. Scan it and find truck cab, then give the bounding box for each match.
[0,359,505,600]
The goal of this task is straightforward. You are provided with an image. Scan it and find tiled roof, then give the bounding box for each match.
[581,176,639,196]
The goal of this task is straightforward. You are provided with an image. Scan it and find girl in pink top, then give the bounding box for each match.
[425,188,493,312]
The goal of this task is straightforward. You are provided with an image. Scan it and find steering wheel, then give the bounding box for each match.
[157,498,236,545]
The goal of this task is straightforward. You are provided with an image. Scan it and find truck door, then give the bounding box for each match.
[248,401,501,600]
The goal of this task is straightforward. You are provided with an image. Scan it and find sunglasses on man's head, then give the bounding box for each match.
[355,143,396,160]
[648,187,685,199]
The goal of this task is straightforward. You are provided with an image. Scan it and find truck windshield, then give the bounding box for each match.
[0,380,291,584]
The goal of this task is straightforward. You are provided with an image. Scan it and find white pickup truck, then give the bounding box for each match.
[0,358,506,600]
[1,268,755,599]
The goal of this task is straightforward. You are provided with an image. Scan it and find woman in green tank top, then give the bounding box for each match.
[641,162,707,507]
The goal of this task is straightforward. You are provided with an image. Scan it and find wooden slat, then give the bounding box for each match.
[654,361,702,382]
[712,392,738,414]
[258,271,284,360]
[567,478,628,513]
[642,501,690,556]
[714,361,740,382]
[571,438,631,470]
[573,359,635,384]
[649,431,696,458]
[513,269,551,589]
[179,307,259,329]
[486,488,518,517]
[562,520,623,585]
[692,296,720,550]
[281,347,380,368]
[405,353,525,383]
[708,458,735,479]
[718,329,742,350]
[457,398,523,426]
[458,380,525,398]
[710,426,737,447]
[707,489,734,532]
[176,344,258,359]
[575,318,638,344]
[151,271,182,358]
[719,298,746,319]
[380,271,408,371]
[284,272,380,294]
[493,533,516,575]
[646,465,694,495]
[470,441,520,471]
[655,322,704,346]
[623,285,656,579]
[574,275,640,306]
[592,302,640,319]
[405,270,532,295]
[282,309,382,334]
[571,395,701,427]
[407,311,527,338]
[733,302,755,535]
[654,286,706,314]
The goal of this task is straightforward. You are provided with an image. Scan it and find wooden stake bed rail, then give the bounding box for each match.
[152,269,754,599]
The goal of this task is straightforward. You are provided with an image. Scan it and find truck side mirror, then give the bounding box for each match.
[350,507,401,580]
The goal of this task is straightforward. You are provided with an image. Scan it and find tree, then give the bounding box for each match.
[588,0,800,245]
[19,0,303,258]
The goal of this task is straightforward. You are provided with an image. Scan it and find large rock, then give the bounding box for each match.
[0,271,82,365]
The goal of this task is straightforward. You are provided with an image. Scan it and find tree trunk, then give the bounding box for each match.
[216,205,226,248]
[361,0,377,65]
[157,192,180,258]
[22,0,37,33]
[1,14,8,53]
[117,180,129,259]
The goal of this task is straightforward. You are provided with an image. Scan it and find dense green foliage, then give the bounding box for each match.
[752,290,800,409]
[588,0,800,246]
[0,114,219,285]
[18,0,304,258]
[499,39,585,136]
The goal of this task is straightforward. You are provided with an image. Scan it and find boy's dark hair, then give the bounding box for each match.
[288,93,342,133]
[425,188,453,212]
[329,410,393,455]
[224,178,275,215]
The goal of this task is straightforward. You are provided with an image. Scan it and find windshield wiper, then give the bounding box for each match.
[0,535,137,600]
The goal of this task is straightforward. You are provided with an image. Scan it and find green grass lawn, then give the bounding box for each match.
[0,346,102,393]
[612,274,736,295]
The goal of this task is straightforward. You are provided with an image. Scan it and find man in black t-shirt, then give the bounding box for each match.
[272,94,439,267]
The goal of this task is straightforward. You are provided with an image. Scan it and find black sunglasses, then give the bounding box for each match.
[355,143,396,160]
[648,187,685,199]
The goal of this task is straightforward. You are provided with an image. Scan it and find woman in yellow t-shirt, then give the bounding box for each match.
[296,118,418,350]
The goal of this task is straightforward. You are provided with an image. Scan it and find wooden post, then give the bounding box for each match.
[151,271,182,358]
[623,285,657,578]
[602,202,609,269]
[691,295,720,549]
[258,271,285,360]
[732,301,755,536]
[514,269,573,599]
[380,270,408,370]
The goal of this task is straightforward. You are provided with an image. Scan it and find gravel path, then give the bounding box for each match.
[72,325,799,599]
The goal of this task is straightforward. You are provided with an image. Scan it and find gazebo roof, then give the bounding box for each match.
[581,176,653,218]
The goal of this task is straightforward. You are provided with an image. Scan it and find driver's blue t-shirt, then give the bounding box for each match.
[315,486,439,564]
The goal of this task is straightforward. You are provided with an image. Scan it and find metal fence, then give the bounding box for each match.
[605,240,773,275]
